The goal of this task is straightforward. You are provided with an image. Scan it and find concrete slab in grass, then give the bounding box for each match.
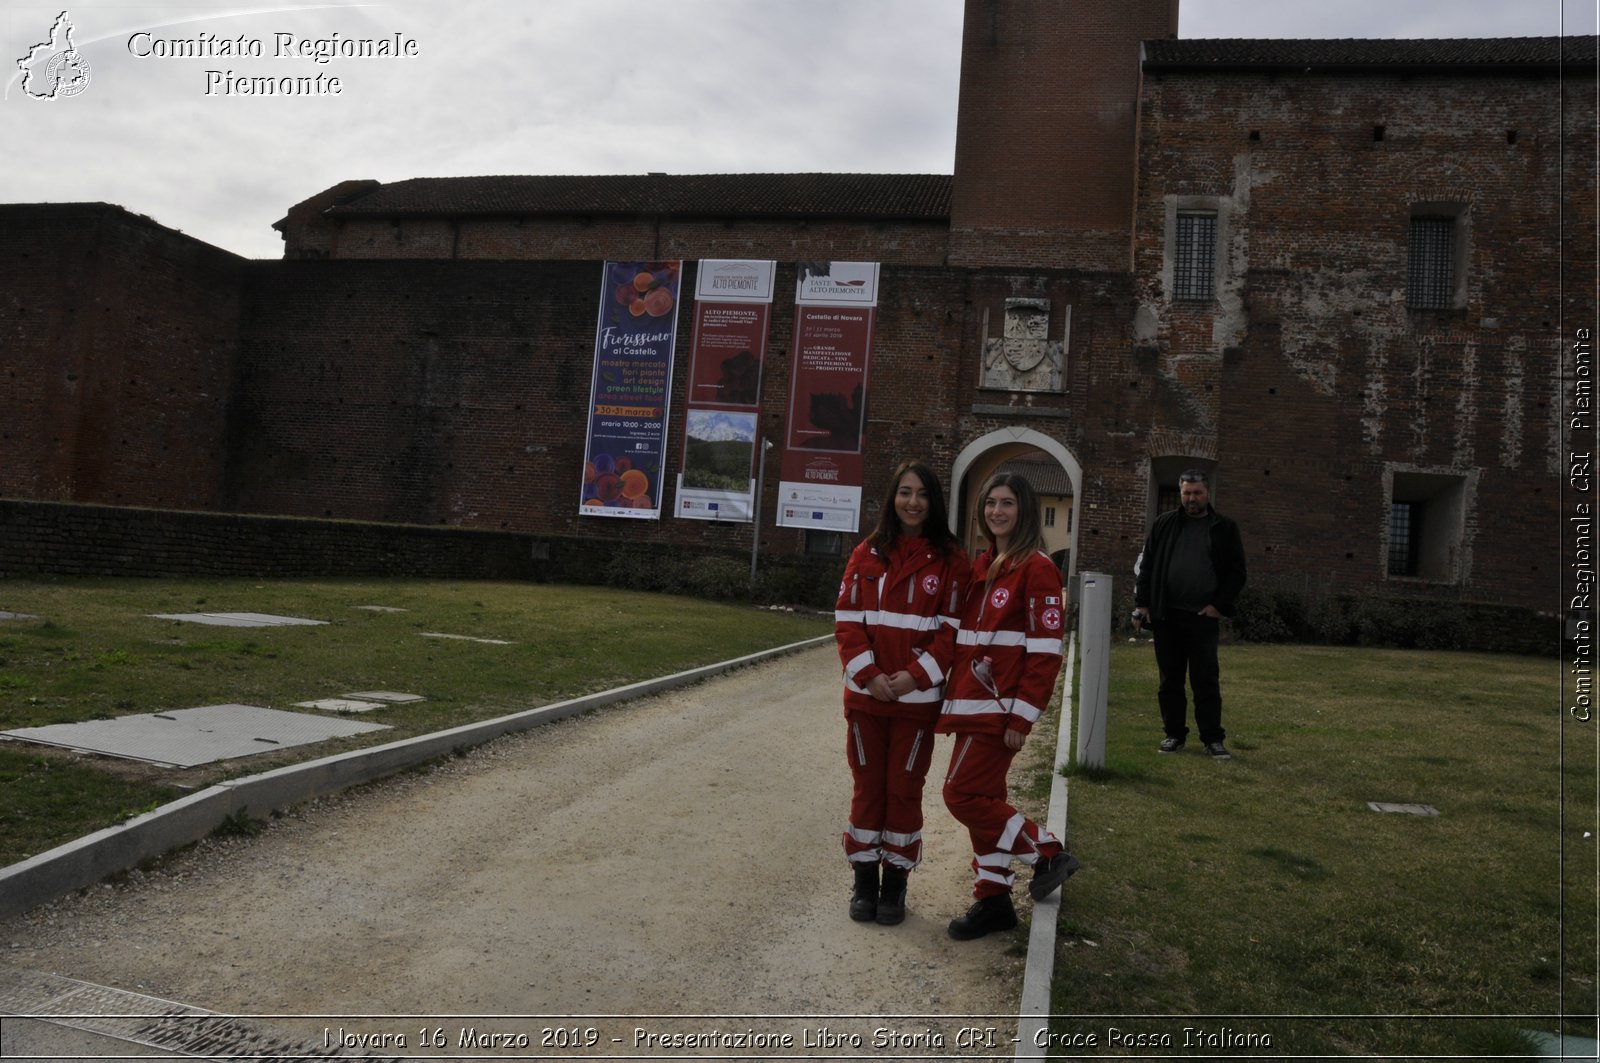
[345,691,424,703]
[1368,801,1440,816]
[148,613,328,628]
[354,605,408,612]
[1525,1030,1600,1059]
[294,698,388,714]
[0,611,39,621]
[1,705,389,768]
[420,632,511,645]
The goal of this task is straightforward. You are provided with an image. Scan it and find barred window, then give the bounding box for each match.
[1408,216,1456,309]
[1173,212,1217,301]
[1387,501,1416,576]
[1156,484,1181,515]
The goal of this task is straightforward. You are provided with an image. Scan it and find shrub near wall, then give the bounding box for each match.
[1227,580,1554,657]
[0,499,843,609]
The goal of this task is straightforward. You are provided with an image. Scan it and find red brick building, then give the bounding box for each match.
[2,3,1591,616]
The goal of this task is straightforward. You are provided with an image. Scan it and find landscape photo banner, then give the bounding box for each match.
[580,260,683,519]
[676,260,776,523]
[776,262,881,533]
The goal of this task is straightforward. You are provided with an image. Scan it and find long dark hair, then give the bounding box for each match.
[978,471,1045,586]
[867,460,957,557]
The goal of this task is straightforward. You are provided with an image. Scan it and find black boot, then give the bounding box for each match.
[946,893,1018,940]
[1028,849,1082,901]
[849,863,879,922]
[876,865,908,925]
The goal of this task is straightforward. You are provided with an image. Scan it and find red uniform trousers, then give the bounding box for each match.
[842,710,936,870]
[942,731,1062,899]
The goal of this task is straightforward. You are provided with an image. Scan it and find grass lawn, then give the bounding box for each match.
[0,577,830,867]
[1047,640,1594,1058]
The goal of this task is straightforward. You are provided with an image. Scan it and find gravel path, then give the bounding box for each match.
[2,645,1037,1057]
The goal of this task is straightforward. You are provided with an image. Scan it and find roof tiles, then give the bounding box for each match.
[325,173,953,221]
[1142,35,1594,71]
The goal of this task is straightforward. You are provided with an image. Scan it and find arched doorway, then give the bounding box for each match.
[949,428,1082,584]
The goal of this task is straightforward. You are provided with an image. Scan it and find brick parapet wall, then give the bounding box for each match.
[319,215,951,266]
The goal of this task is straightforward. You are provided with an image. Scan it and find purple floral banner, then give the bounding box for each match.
[580,260,683,520]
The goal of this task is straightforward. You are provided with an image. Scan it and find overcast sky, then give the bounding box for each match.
[2,1,1590,260]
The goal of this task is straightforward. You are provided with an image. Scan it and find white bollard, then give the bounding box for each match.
[1075,572,1111,769]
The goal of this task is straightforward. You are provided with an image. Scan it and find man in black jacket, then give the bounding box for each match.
[1132,470,1248,759]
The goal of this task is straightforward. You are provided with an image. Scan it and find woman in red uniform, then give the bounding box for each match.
[834,461,967,925]
[938,471,1080,940]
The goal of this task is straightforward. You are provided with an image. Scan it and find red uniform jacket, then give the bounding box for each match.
[937,548,1066,737]
[834,535,968,722]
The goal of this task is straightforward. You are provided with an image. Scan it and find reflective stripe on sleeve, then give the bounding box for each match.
[957,629,1026,647]
[844,650,876,678]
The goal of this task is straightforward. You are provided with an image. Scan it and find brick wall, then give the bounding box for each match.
[0,498,837,592]
[948,0,1179,270]
[0,204,243,509]
[314,215,951,266]
[225,260,998,564]
[1132,66,1581,606]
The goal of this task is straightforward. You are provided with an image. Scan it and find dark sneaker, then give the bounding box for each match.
[1028,850,1082,901]
[849,863,879,922]
[1158,736,1185,753]
[1205,741,1232,759]
[947,893,1018,940]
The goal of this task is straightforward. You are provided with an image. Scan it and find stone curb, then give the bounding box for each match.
[0,634,834,921]
[1015,631,1075,1060]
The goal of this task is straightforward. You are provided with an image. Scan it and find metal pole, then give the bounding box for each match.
[750,438,773,583]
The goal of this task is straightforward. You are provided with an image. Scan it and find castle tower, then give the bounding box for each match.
[949,0,1179,270]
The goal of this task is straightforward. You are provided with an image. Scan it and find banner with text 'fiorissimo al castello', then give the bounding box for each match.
[675,260,777,523]
[580,261,683,519]
[776,262,880,533]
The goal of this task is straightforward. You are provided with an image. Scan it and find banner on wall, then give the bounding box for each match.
[580,260,683,519]
[776,261,881,533]
[675,260,777,523]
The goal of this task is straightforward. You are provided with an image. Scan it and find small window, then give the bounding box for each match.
[804,530,843,557]
[1156,484,1181,515]
[1387,501,1416,576]
[1173,212,1217,301]
[1387,470,1469,583]
[1408,216,1456,309]
[1044,506,1057,528]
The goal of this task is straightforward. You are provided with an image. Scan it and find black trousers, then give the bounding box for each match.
[1152,609,1225,744]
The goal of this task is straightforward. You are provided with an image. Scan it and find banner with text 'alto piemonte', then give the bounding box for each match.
[776,261,880,533]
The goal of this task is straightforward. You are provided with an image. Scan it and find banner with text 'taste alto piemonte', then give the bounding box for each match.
[675,260,777,523]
